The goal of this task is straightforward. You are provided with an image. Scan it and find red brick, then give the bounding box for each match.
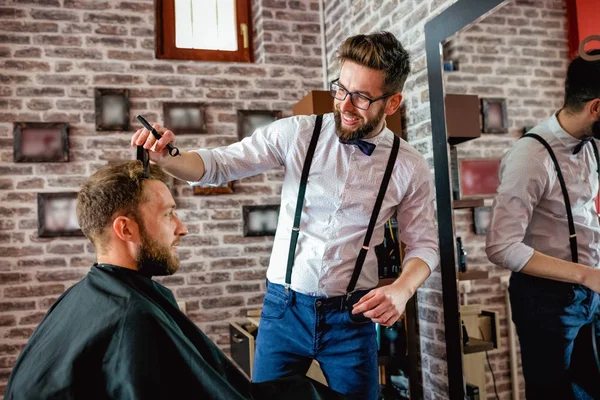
[188,272,231,285]
[30,9,79,21]
[19,311,46,325]
[4,284,65,298]
[36,270,85,282]
[176,286,223,298]
[0,21,58,33]
[0,316,16,327]
[0,246,43,257]
[4,328,35,339]
[0,301,36,312]
[201,296,244,309]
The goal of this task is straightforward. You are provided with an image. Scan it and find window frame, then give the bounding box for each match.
[155,0,253,63]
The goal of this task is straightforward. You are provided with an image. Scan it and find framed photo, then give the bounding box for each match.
[38,192,84,238]
[481,98,508,134]
[459,158,501,198]
[95,88,130,131]
[163,102,207,134]
[193,182,234,195]
[473,206,492,235]
[237,110,282,140]
[243,204,280,237]
[13,122,69,163]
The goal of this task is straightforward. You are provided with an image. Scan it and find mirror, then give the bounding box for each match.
[428,0,600,399]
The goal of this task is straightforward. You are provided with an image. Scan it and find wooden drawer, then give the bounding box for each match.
[230,322,257,379]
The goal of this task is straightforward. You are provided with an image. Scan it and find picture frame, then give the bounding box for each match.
[242,204,280,237]
[95,88,130,131]
[163,102,207,134]
[481,98,508,134]
[193,181,234,195]
[237,110,282,141]
[38,192,84,238]
[459,158,501,199]
[473,206,492,235]
[13,122,69,163]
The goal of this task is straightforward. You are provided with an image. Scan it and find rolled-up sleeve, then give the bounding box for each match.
[396,158,440,272]
[486,142,550,272]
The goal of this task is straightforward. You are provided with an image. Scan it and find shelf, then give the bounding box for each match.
[463,337,494,354]
[453,199,484,209]
[458,271,489,281]
[377,277,397,288]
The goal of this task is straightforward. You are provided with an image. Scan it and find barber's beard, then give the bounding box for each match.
[135,223,180,277]
[592,117,600,139]
[334,106,385,142]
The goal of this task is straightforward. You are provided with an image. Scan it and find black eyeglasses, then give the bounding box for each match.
[330,79,392,110]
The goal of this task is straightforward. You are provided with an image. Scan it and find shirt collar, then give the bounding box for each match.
[549,110,582,150]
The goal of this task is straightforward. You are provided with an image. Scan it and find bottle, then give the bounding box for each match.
[456,237,467,272]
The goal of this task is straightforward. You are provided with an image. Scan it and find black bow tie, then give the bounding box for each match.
[340,138,376,156]
[573,137,593,154]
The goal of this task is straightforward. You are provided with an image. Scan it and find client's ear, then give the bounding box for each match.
[112,216,140,243]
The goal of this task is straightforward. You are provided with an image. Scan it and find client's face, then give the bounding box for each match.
[135,180,188,277]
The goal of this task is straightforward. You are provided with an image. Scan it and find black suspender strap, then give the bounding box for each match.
[346,134,400,295]
[591,140,600,176]
[285,114,323,289]
[523,133,578,263]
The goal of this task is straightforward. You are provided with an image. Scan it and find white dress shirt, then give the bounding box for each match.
[191,113,439,296]
[486,112,600,272]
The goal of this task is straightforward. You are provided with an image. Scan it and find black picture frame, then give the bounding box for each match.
[242,204,280,237]
[38,192,84,238]
[237,110,282,140]
[481,98,508,134]
[95,88,130,131]
[473,206,492,235]
[13,122,69,163]
[193,181,234,195]
[163,102,207,134]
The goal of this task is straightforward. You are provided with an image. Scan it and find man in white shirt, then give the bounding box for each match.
[132,31,438,400]
[486,50,600,400]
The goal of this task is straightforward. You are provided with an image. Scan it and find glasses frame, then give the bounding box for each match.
[330,79,392,110]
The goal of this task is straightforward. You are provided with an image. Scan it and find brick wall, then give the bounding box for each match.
[323,1,460,398]
[445,1,569,399]
[0,0,323,394]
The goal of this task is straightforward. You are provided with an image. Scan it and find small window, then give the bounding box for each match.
[155,0,253,62]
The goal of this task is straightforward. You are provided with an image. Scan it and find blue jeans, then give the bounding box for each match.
[252,281,379,400]
[509,273,600,400]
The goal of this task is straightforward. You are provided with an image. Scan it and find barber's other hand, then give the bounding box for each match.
[131,123,176,165]
[583,268,600,294]
[352,284,410,327]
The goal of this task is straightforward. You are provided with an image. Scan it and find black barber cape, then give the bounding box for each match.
[5,264,344,400]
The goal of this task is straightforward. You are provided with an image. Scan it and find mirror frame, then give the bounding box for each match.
[424,0,507,398]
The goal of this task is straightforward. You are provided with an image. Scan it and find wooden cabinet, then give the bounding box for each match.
[461,305,500,399]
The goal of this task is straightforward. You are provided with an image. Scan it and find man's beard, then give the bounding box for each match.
[592,117,600,139]
[333,105,385,142]
[135,222,180,277]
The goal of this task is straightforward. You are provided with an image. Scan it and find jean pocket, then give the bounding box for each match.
[346,310,372,325]
[260,291,288,320]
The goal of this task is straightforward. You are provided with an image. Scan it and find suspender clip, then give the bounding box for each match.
[570,234,577,238]
[285,284,290,294]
